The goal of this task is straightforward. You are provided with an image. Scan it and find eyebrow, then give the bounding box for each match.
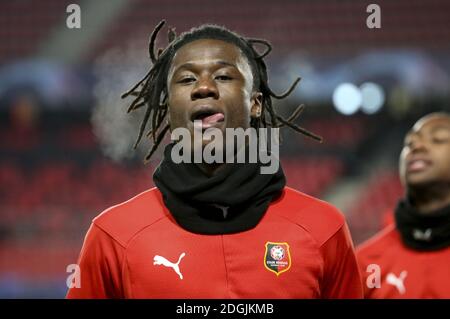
[172,60,238,74]
[405,124,450,141]
[431,125,450,133]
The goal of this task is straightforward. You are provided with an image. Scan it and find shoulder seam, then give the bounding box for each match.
[273,212,321,249]
[356,224,397,253]
[91,222,127,249]
[93,214,169,248]
[124,215,168,249]
[319,220,346,249]
[272,198,345,247]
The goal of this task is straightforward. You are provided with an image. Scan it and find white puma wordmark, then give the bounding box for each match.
[412,228,432,241]
[386,270,407,294]
[153,252,186,280]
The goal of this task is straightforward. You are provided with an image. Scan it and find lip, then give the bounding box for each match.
[190,104,225,129]
[406,157,433,173]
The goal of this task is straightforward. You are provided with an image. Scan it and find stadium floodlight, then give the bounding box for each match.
[360,82,385,114]
[332,83,362,115]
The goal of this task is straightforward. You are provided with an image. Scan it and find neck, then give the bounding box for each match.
[196,162,226,177]
[194,141,249,177]
[408,182,450,214]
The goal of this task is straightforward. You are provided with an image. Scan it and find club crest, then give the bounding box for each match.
[264,242,291,276]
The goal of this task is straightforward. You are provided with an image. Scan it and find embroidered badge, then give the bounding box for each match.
[264,242,291,276]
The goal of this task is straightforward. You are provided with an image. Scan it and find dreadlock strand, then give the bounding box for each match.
[149,80,166,142]
[133,103,154,149]
[123,67,157,112]
[128,100,147,112]
[144,124,170,163]
[151,107,159,142]
[145,110,159,139]
[269,77,301,99]
[265,100,279,128]
[146,106,167,138]
[286,104,305,123]
[126,87,147,113]
[149,20,166,63]
[121,69,151,99]
[168,27,177,43]
[134,73,162,146]
[157,48,163,58]
[247,38,272,59]
[276,115,323,142]
[277,104,305,128]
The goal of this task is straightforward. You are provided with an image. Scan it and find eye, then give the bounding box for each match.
[215,75,233,81]
[177,76,196,84]
[432,136,449,144]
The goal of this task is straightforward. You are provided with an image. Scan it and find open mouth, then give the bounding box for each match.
[407,159,432,172]
[191,110,225,129]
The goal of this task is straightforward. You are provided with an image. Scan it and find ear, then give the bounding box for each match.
[250,92,263,118]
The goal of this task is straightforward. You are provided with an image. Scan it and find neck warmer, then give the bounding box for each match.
[153,143,286,235]
[395,199,450,251]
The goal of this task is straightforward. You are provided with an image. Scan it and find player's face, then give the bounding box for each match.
[399,115,450,188]
[167,39,261,146]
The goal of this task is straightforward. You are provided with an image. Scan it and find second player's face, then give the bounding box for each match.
[166,39,260,147]
[399,115,450,188]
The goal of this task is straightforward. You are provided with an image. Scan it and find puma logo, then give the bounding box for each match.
[212,204,230,218]
[153,252,186,280]
[386,271,407,294]
[412,228,432,241]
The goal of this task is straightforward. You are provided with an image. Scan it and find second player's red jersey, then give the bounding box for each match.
[357,225,450,298]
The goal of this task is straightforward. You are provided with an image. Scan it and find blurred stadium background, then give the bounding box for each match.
[0,0,449,298]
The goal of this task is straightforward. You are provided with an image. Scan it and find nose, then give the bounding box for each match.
[409,136,427,153]
[191,77,219,100]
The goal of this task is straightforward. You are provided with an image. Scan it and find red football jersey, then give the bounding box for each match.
[66,187,363,298]
[357,225,450,298]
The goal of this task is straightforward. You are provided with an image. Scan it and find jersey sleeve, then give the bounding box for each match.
[320,222,363,298]
[66,223,125,299]
[355,246,373,298]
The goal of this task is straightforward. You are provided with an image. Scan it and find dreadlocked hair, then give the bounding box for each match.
[122,20,322,162]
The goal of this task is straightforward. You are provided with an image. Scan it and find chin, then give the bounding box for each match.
[406,176,438,189]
